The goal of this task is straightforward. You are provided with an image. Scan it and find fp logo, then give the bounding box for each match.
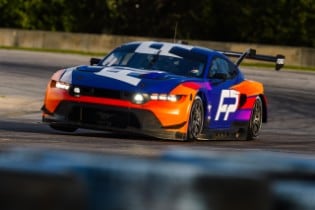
[215,90,239,121]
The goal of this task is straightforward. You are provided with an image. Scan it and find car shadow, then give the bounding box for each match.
[0,120,173,142]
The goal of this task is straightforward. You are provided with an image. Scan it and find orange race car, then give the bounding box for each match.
[42,41,284,141]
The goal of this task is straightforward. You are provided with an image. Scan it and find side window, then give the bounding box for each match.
[208,57,237,79]
[228,61,238,77]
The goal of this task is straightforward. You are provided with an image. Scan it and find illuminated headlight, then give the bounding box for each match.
[134,93,144,104]
[73,87,80,94]
[158,94,168,101]
[132,93,182,104]
[150,94,182,102]
[150,94,159,100]
[132,93,149,104]
[55,81,70,90]
[71,86,81,97]
[167,95,179,102]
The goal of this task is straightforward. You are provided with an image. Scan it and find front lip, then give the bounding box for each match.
[42,101,188,140]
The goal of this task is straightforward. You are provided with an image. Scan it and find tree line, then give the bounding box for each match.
[1,0,315,47]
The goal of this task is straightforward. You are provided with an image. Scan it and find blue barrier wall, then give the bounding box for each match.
[0,148,315,210]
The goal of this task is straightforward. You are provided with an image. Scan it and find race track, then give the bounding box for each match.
[1,49,315,156]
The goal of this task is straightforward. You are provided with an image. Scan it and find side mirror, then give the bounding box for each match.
[90,58,101,66]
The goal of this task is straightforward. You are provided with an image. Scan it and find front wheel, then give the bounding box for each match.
[247,97,263,140]
[187,96,204,141]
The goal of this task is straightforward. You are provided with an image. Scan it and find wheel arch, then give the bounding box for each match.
[186,92,205,141]
[196,91,208,121]
[259,94,268,123]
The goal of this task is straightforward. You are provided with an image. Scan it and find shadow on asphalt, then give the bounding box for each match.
[0,120,168,142]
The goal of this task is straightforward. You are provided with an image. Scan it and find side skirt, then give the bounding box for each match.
[197,123,249,140]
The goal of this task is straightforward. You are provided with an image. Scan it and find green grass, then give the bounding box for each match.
[1,45,315,72]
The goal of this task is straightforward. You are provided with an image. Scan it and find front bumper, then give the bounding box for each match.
[42,101,188,140]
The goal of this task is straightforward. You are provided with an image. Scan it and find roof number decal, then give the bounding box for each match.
[135,42,192,57]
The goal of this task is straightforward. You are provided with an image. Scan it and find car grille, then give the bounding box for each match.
[52,101,163,132]
[70,86,132,100]
[68,105,141,129]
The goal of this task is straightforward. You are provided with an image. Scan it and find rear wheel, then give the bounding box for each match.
[49,124,77,132]
[187,96,204,141]
[247,97,263,140]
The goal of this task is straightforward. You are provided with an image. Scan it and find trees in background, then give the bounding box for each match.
[1,0,315,47]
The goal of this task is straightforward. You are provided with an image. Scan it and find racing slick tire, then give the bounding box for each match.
[187,96,204,141]
[49,124,78,132]
[246,97,263,140]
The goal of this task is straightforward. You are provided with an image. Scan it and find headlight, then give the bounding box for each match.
[131,93,182,104]
[55,81,70,90]
[133,93,145,104]
[150,93,182,102]
[167,95,180,102]
[71,86,81,97]
[132,93,149,104]
[73,87,80,94]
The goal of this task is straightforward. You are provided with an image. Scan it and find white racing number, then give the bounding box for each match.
[96,68,141,86]
[95,42,193,86]
[135,41,192,57]
[215,90,239,121]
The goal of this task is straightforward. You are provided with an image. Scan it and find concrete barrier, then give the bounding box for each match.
[0,149,86,210]
[0,170,86,210]
[162,149,315,210]
[0,148,270,210]
[1,28,315,67]
[1,148,315,209]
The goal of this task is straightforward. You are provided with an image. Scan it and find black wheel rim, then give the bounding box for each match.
[189,99,203,139]
[251,99,262,136]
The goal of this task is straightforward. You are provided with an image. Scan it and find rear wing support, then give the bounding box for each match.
[218,49,285,71]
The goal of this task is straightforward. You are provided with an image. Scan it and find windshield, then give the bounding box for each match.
[100,44,206,78]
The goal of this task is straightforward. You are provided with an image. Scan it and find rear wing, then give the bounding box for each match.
[218,49,285,71]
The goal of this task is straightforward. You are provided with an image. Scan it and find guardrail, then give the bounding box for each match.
[1,28,315,67]
[1,148,315,210]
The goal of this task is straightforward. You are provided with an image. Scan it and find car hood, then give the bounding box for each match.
[59,65,204,93]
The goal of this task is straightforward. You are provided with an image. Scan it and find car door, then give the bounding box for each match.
[206,56,240,129]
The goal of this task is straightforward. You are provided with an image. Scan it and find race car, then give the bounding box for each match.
[41,41,285,141]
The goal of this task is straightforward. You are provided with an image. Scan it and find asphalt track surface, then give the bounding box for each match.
[1,49,315,157]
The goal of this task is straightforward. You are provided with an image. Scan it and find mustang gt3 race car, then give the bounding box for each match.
[42,41,285,141]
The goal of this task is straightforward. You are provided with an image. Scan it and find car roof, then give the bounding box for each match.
[120,41,220,57]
